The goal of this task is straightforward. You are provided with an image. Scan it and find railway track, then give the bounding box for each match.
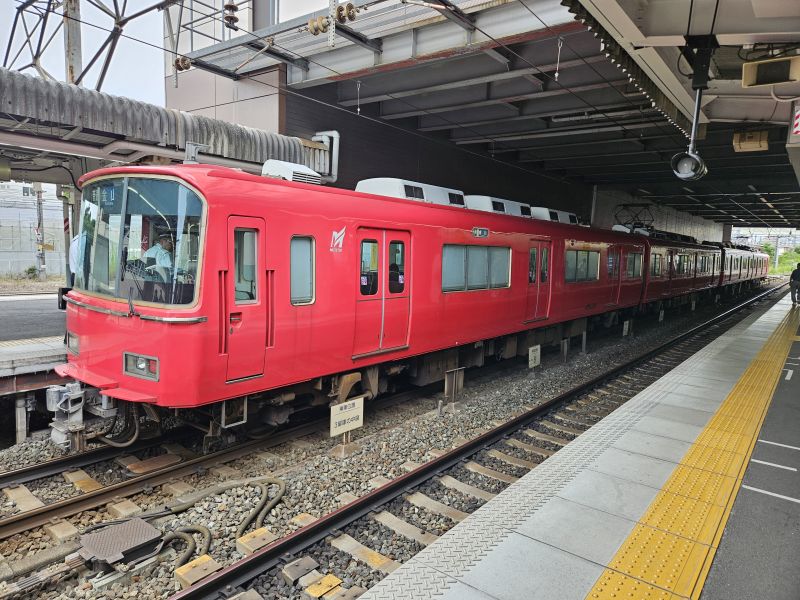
[168,283,787,600]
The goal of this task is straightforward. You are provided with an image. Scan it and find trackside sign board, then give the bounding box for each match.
[330,395,365,437]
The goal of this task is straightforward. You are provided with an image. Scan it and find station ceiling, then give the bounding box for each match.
[188,0,800,228]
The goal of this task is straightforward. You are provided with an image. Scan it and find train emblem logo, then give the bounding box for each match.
[330,226,346,252]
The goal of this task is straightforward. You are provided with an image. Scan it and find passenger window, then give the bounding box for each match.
[607,250,619,278]
[360,240,379,295]
[491,201,505,213]
[290,237,314,305]
[488,247,510,288]
[404,185,424,200]
[466,246,489,289]
[388,241,405,293]
[626,252,642,278]
[549,210,558,221]
[520,205,531,217]
[442,245,466,291]
[529,248,537,284]
[234,229,257,303]
[565,249,599,282]
[541,248,549,282]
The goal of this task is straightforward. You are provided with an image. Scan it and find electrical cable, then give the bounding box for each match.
[9,165,80,187]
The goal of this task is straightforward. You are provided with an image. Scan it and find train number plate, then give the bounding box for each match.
[330,395,365,437]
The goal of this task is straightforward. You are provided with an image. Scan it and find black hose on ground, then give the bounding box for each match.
[177,525,212,556]
[236,477,286,537]
[161,531,196,567]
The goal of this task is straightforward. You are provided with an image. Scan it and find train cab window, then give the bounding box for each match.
[290,236,315,305]
[541,247,549,282]
[529,248,537,284]
[448,193,465,206]
[625,252,643,279]
[404,185,424,200]
[491,201,505,213]
[360,240,379,295]
[565,249,599,283]
[388,241,405,293]
[234,229,257,303]
[520,205,531,217]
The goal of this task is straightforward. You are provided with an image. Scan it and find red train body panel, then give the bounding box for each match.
[56,165,768,421]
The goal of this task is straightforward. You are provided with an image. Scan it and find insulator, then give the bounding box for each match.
[223,2,238,11]
[336,4,347,24]
[316,15,329,33]
[224,12,239,29]
[346,2,356,21]
[308,17,319,35]
[174,56,191,71]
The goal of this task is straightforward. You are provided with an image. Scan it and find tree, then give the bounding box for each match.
[762,242,775,260]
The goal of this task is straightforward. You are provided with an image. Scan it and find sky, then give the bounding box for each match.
[0,0,327,107]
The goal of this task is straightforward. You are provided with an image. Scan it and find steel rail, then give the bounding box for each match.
[170,282,788,600]
[0,426,196,490]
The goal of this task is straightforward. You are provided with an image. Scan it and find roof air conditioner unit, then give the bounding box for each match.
[733,130,769,152]
[741,56,800,88]
[261,160,322,185]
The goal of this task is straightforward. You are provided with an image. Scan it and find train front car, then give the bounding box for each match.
[49,169,209,450]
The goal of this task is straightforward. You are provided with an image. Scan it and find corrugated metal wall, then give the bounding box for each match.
[284,86,593,217]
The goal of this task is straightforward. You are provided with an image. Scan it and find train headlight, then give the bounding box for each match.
[124,352,159,381]
[66,332,79,355]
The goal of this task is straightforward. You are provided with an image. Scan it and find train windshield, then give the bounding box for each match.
[73,176,204,306]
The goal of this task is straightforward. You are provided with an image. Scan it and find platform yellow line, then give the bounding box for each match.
[585,307,800,600]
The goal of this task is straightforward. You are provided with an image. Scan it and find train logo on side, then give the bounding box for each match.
[330,226,346,252]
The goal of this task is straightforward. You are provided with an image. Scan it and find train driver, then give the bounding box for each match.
[143,233,174,267]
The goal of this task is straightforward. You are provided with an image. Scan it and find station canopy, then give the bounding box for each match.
[188,0,800,228]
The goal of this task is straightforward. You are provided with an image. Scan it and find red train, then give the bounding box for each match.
[48,164,768,449]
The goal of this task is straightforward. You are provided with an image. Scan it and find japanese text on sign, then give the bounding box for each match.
[330,395,365,437]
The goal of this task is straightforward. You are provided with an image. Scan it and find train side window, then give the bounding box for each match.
[488,247,510,288]
[290,236,315,305]
[626,252,643,278]
[651,254,662,277]
[520,205,531,217]
[360,240,379,295]
[607,250,619,278]
[467,246,489,289]
[549,210,558,221]
[388,241,405,293]
[529,248,537,283]
[404,185,424,200]
[234,228,257,303]
[491,201,505,213]
[565,249,599,283]
[442,245,466,291]
[541,248,549,282]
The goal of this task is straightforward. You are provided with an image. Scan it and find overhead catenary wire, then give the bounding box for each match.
[12,0,576,185]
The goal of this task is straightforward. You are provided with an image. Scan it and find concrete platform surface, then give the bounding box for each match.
[362,295,800,600]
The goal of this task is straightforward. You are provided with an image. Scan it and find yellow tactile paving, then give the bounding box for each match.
[586,306,799,600]
[587,571,679,600]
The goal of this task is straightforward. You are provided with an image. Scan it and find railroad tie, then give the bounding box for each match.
[522,429,566,447]
[437,474,496,501]
[372,511,438,546]
[63,469,102,493]
[552,411,594,428]
[540,419,584,437]
[330,533,400,574]
[486,449,538,471]
[406,492,469,522]
[504,437,554,459]
[465,461,519,484]
[2,485,44,512]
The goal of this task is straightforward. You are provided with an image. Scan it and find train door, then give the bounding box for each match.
[353,229,411,357]
[226,217,267,382]
[607,245,621,305]
[525,240,552,321]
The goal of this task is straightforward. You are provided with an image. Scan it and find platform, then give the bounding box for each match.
[363,294,800,600]
[0,336,67,398]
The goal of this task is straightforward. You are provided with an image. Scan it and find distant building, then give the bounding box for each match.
[0,181,67,276]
